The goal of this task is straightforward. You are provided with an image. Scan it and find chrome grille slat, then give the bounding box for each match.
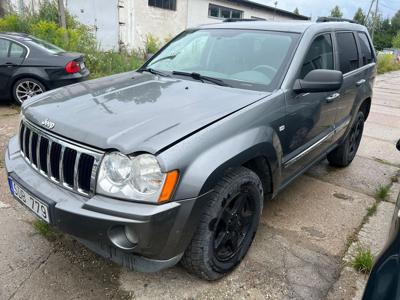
[73,152,81,190]
[47,140,53,178]
[19,119,103,197]
[36,135,41,170]
[59,145,65,185]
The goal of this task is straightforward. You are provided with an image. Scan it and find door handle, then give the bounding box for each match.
[356,79,366,87]
[326,93,340,103]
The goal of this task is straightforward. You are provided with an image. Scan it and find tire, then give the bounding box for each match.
[12,78,46,105]
[181,167,264,280]
[327,111,365,167]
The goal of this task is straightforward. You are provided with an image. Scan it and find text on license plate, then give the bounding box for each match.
[11,180,50,223]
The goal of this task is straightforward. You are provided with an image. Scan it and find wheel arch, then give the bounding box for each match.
[359,97,371,121]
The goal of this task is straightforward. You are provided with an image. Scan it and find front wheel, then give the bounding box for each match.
[181,167,263,280]
[327,111,365,167]
[12,78,46,104]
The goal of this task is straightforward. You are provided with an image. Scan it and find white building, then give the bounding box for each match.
[8,0,309,50]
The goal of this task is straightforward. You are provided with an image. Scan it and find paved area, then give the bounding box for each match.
[0,71,399,299]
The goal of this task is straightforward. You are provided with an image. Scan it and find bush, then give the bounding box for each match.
[0,1,144,78]
[377,54,400,74]
[145,34,160,54]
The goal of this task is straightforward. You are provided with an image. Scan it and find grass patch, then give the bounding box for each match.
[352,247,374,274]
[375,185,390,201]
[32,219,62,241]
[377,54,400,75]
[366,202,378,217]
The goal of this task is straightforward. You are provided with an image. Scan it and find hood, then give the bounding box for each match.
[23,71,269,154]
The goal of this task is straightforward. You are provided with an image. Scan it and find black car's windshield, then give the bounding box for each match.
[146,29,299,91]
[25,36,66,54]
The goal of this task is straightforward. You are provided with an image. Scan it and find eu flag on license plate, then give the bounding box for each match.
[8,177,14,195]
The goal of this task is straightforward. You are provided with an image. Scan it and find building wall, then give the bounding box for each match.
[187,0,296,28]
[129,0,188,51]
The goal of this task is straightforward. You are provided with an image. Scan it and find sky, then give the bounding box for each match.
[257,0,399,20]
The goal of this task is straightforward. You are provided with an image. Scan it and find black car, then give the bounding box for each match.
[363,140,400,300]
[0,32,89,104]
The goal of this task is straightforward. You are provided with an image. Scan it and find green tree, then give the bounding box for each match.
[330,5,343,18]
[392,10,400,34]
[393,31,400,49]
[293,7,300,15]
[353,8,365,25]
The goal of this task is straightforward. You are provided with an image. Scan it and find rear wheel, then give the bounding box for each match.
[12,78,46,104]
[327,111,365,167]
[181,167,263,280]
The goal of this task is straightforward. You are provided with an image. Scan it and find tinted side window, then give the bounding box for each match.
[300,34,334,79]
[336,32,359,73]
[0,39,11,59]
[358,32,374,66]
[10,43,25,58]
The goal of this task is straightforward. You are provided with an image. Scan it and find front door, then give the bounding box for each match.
[282,33,338,180]
[0,38,26,95]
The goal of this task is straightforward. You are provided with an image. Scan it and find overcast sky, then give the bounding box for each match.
[257,0,399,20]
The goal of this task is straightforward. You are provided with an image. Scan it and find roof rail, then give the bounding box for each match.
[316,17,356,23]
[222,18,262,23]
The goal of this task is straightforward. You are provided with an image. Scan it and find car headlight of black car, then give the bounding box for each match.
[96,152,178,203]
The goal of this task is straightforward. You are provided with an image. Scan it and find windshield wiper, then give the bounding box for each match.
[140,68,170,77]
[172,71,230,87]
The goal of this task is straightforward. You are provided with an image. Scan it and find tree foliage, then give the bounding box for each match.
[293,7,299,15]
[353,8,365,25]
[330,5,343,18]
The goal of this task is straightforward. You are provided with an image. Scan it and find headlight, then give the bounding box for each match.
[97,152,178,203]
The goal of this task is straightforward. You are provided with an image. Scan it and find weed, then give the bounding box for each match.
[366,202,378,217]
[352,247,374,274]
[32,219,62,241]
[375,185,390,200]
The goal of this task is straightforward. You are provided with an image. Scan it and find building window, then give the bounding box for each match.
[208,4,243,19]
[148,0,176,10]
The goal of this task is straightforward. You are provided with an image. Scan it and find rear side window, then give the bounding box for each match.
[336,32,359,74]
[358,32,374,65]
[300,34,334,79]
[0,39,11,59]
[10,43,25,58]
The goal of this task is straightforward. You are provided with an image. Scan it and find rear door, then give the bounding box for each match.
[0,38,27,93]
[331,31,363,140]
[282,33,337,179]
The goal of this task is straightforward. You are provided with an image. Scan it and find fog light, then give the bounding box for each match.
[124,226,139,244]
[108,226,137,251]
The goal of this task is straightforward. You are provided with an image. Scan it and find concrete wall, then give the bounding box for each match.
[129,0,188,51]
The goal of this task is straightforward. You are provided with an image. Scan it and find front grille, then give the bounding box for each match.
[19,120,103,196]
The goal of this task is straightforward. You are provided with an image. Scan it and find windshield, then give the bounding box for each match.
[25,36,66,54]
[146,29,299,91]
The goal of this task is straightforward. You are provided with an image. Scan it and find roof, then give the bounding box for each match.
[224,0,310,20]
[199,21,367,34]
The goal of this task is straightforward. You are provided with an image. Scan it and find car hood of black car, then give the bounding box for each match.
[22,71,270,154]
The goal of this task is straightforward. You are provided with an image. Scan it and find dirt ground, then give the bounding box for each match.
[1,71,400,300]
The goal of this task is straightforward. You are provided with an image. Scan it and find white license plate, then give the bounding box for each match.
[80,62,85,69]
[11,180,50,223]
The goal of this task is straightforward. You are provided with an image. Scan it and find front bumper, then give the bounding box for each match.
[5,136,206,272]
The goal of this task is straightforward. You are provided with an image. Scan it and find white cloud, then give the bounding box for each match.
[256,0,397,20]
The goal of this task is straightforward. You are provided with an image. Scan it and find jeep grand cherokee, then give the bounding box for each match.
[5,20,376,280]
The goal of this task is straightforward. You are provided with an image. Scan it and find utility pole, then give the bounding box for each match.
[273,1,278,20]
[58,0,67,29]
[371,0,379,41]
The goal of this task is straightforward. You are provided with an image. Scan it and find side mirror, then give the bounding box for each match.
[397,139,400,151]
[294,69,343,94]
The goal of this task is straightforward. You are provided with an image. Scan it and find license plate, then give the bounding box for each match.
[80,62,85,69]
[9,179,50,223]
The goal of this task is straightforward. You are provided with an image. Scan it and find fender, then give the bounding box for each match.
[160,125,284,201]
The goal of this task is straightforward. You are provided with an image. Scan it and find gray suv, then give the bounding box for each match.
[5,20,376,280]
